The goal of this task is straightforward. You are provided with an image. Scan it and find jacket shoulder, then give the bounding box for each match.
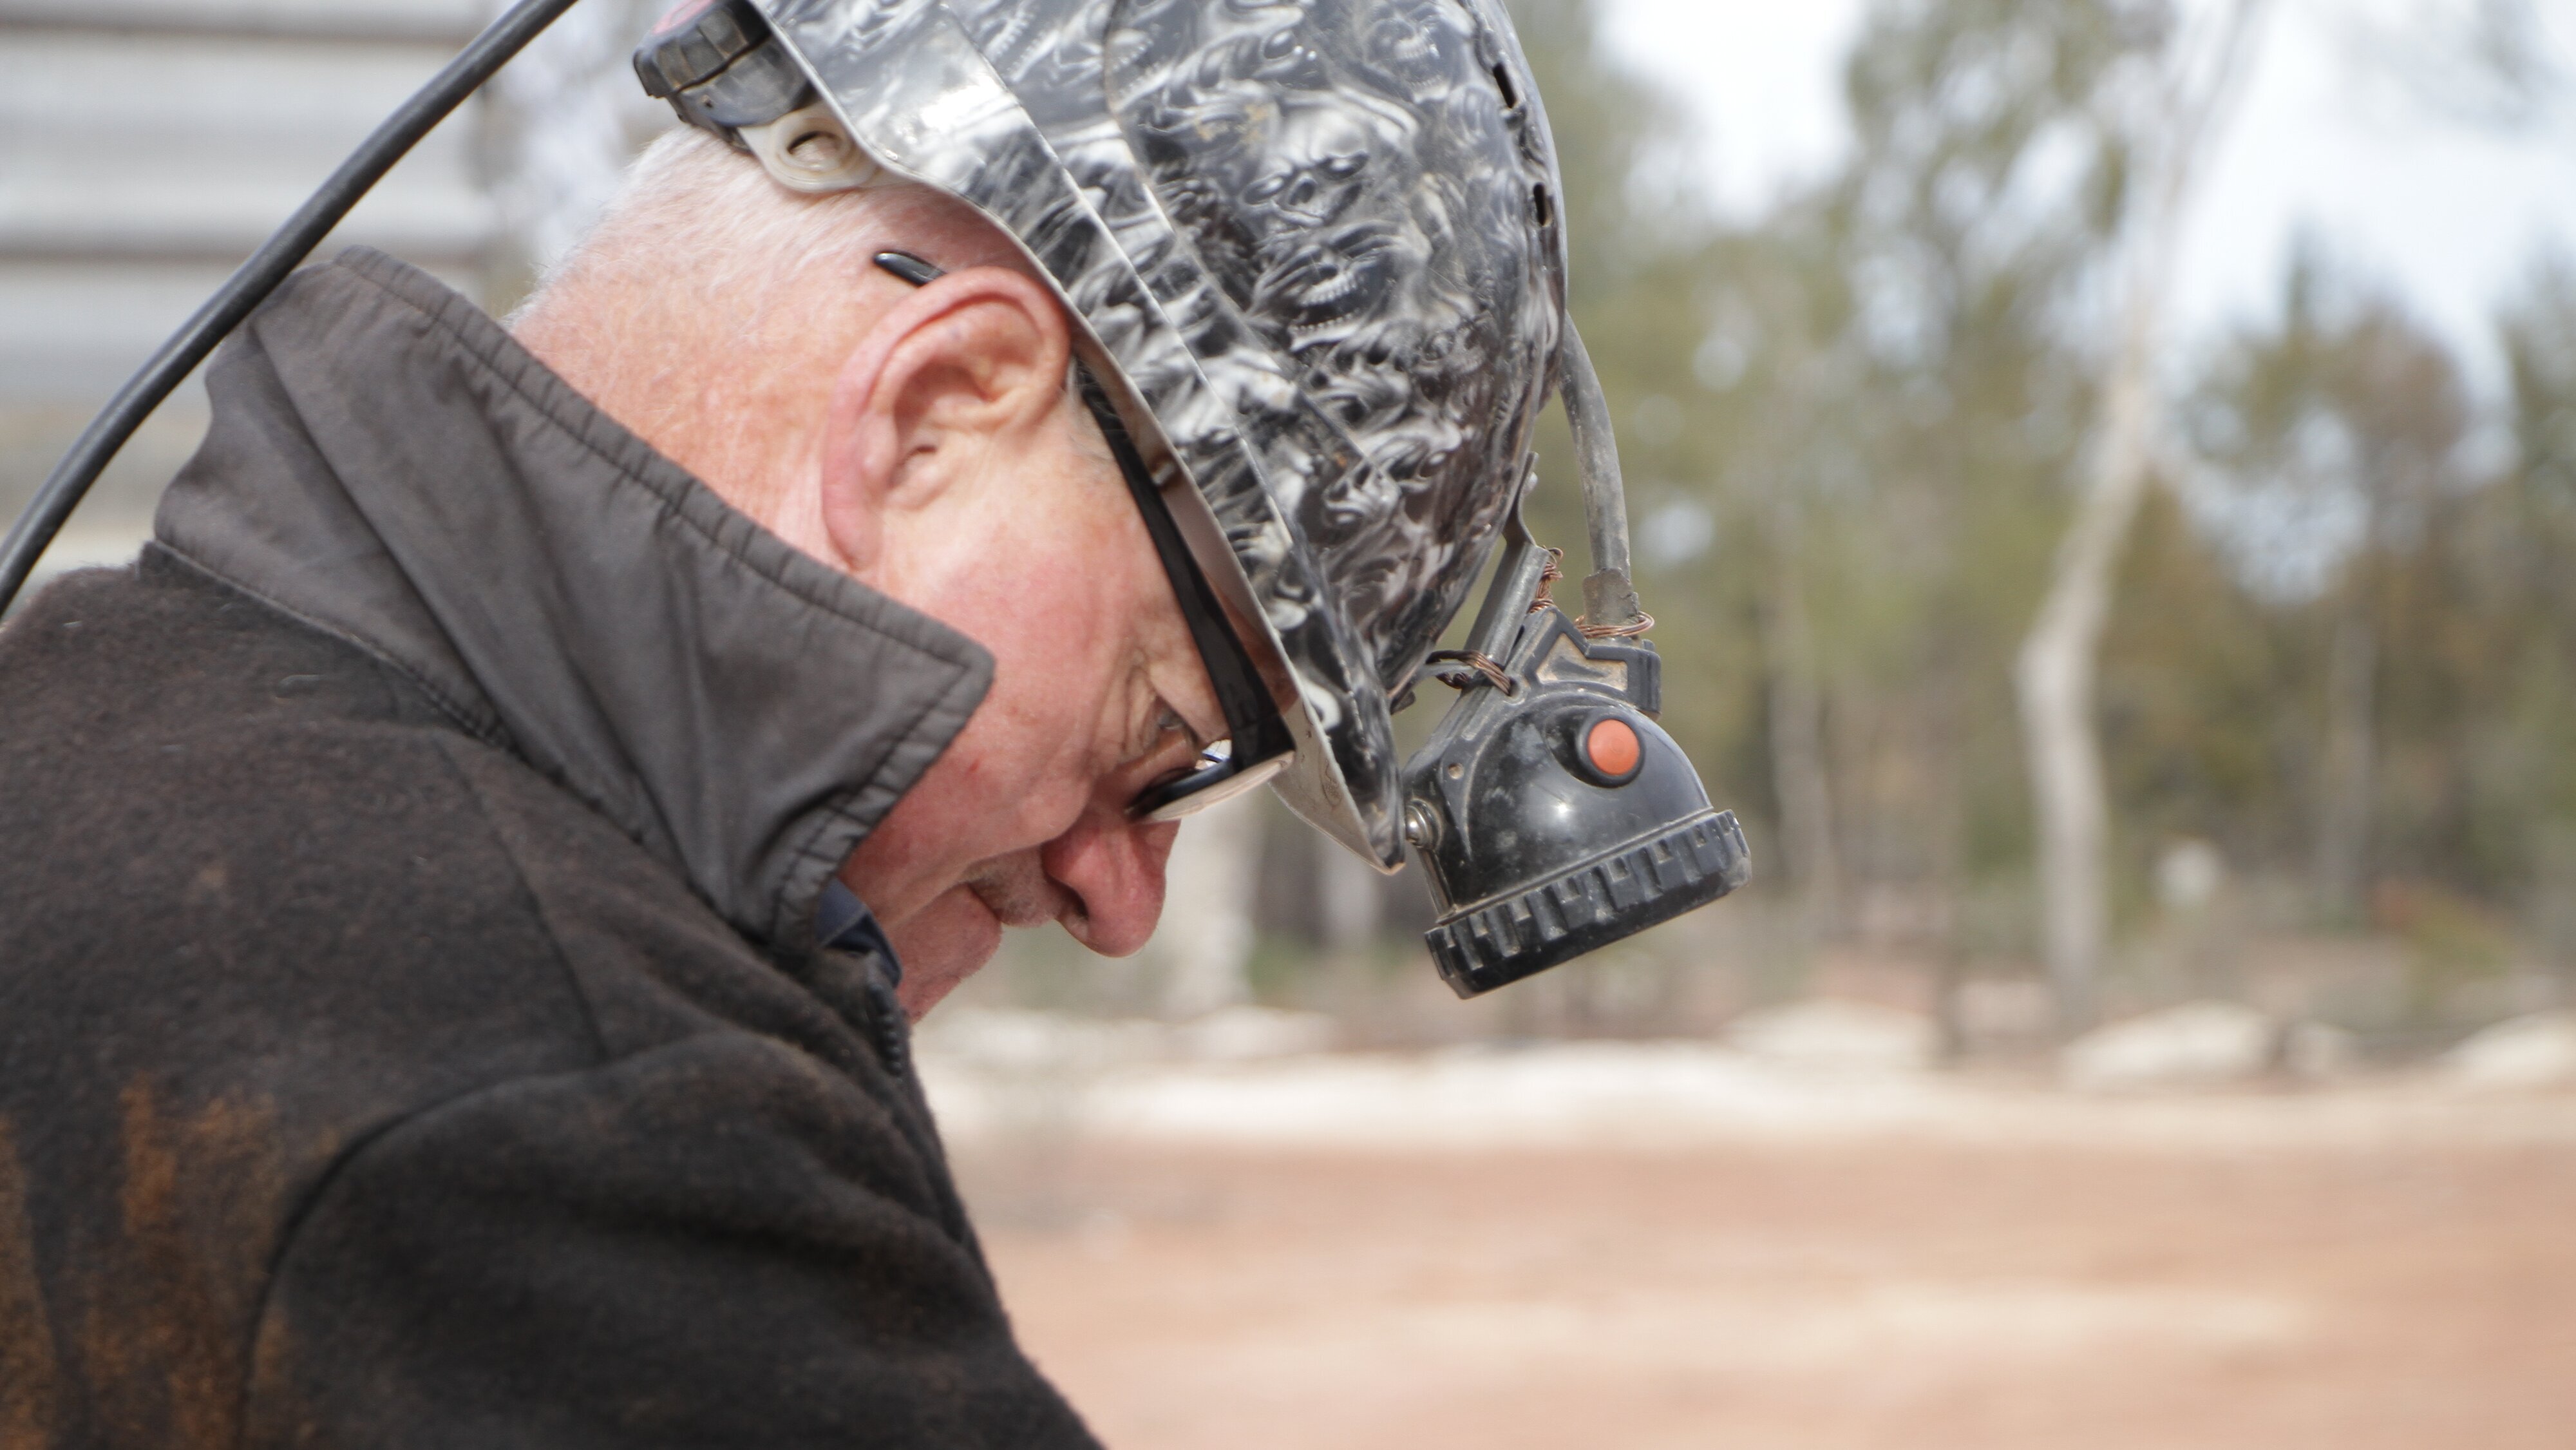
[0,553,605,1091]
[0,557,623,1444]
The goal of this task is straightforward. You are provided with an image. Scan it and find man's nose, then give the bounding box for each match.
[1040,808,1180,958]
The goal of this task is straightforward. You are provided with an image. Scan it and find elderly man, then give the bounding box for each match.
[0,0,1612,1442]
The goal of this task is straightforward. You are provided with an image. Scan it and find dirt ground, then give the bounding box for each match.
[956,1133,2576,1449]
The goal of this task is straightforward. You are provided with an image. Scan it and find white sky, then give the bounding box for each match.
[1596,0,2576,396]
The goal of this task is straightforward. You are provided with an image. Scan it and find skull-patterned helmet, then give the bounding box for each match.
[638,0,1569,866]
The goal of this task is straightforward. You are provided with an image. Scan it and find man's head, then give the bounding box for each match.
[515,129,1225,1016]
[632,0,1569,873]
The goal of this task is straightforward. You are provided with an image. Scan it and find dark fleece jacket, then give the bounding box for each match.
[0,251,1101,1448]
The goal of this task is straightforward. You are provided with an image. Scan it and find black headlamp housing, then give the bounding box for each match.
[1403,598,1749,998]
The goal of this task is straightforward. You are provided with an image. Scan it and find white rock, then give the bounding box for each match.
[914,1008,1167,1074]
[913,1006,1340,1078]
[1955,979,2055,1040]
[1727,999,1938,1073]
[2283,1022,2362,1081]
[1173,1006,1339,1061]
[2155,838,2226,913]
[2445,1012,2576,1089]
[2063,1001,2276,1091]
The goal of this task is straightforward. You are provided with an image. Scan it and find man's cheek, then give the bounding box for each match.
[898,726,1085,864]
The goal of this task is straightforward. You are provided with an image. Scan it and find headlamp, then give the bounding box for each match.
[1399,334,1751,997]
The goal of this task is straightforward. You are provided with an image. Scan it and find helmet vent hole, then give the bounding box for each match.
[1531,184,1554,227]
[1490,63,1520,110]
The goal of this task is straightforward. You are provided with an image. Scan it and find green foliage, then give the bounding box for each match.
[2098,488,2302,872]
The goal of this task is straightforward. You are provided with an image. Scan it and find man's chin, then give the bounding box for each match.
[887,884,1005,1022]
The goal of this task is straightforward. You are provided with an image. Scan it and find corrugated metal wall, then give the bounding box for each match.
[1,0,661,582]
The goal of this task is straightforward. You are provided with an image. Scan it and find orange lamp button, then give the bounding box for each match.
[1584,717,1642,780]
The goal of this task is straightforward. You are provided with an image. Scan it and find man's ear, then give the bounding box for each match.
[816,266,1075,575]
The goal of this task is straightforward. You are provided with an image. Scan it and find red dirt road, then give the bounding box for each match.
[960,1137,2576,1449]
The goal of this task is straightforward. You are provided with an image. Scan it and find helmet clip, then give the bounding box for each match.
[637,0,880,193]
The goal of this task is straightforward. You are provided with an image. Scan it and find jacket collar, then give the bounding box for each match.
[155,249,993,961]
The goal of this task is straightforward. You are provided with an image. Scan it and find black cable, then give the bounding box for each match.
[0,0,587,615]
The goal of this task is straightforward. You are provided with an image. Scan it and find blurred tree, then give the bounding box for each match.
[2373,0,2568,131]
[2183,256,2470,924]
[2466,260,2576,963]
[2010,0,2271,1029]
[1799,0,2219,1016]
[1513,0,2217,989]
[1591,0,2195,964]
[480,0,675,297]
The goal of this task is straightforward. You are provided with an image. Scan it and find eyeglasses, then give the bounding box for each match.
[872,251,1295,823]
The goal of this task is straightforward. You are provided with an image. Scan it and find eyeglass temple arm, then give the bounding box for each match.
[1075,373,1289,751]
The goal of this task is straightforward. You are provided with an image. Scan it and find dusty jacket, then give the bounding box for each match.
[0,250,1099,1448]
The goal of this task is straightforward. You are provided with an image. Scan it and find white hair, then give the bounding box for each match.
[505,126,1108,516]
[512,126,1027,339]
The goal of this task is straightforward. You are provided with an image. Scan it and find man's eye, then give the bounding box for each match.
[1135,705,1191,762]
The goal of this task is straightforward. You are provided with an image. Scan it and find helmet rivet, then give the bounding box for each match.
[1404,800,1439,849]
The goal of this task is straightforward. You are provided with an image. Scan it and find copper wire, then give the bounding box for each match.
[1528,547,1565,615]
[1425,649,1517,695]
[1577,610,1656,640]
[1430,546,1648,691]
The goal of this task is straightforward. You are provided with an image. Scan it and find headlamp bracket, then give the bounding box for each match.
[1398,323,1750,997]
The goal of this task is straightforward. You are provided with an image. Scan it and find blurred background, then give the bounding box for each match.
[6,0,2574,1443]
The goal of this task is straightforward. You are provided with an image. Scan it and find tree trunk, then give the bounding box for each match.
[2015,0,2273,1033]
[2313,585,2378,922]
[1760,498,1842,939]
[1317,835,1385,955]
[2016,329,2154,1031]
[1154,794,1264,1018]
